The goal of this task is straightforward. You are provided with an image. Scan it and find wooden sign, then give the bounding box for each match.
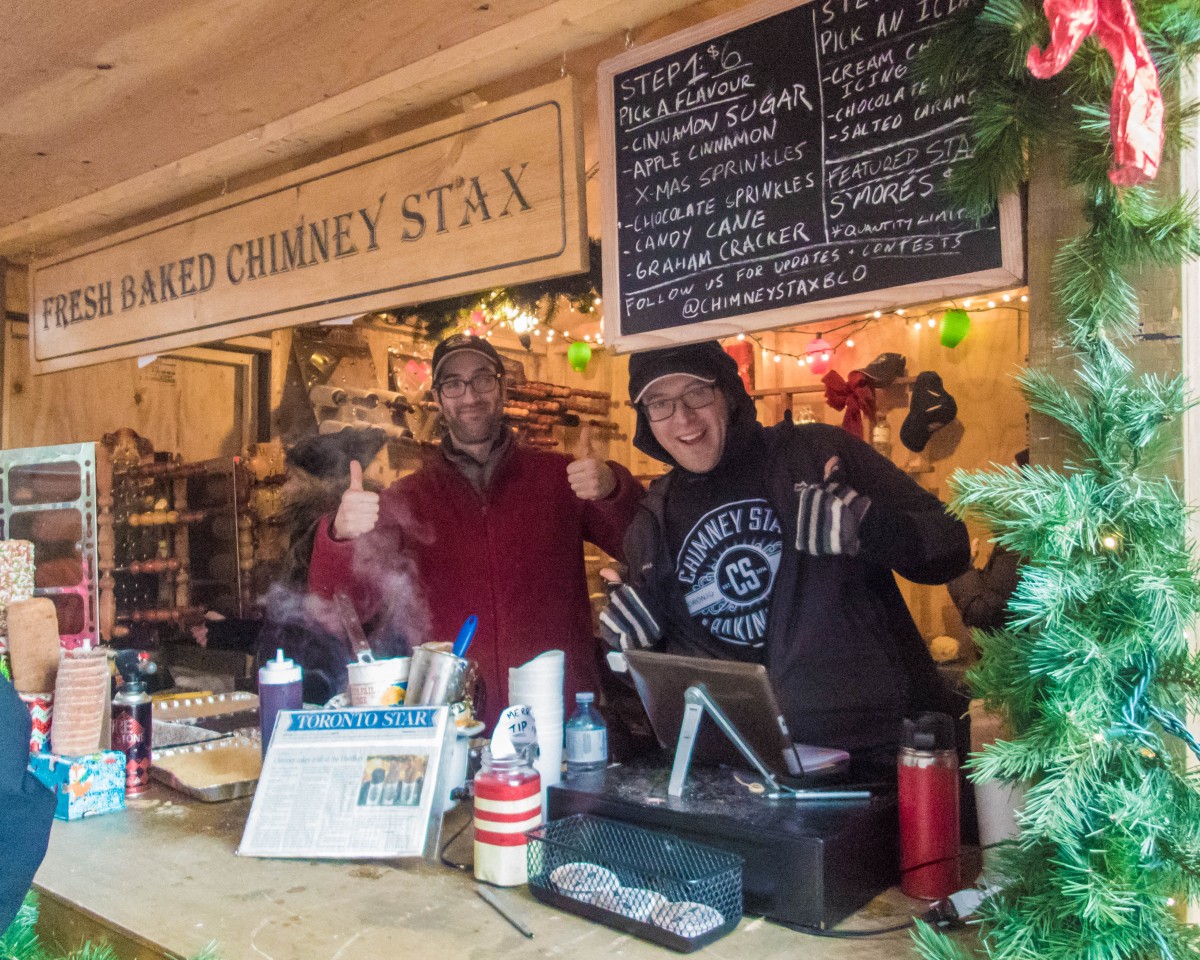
[29,79,587,373]
[597,0,1023,352]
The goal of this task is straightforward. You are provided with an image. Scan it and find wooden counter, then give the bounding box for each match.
[32,785,956,960]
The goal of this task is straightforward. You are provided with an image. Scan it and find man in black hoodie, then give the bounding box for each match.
[612,341,970,773]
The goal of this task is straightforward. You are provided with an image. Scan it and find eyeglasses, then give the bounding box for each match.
[642,383,717,422]
[436,372,501,398]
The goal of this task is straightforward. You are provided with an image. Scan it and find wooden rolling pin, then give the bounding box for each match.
[117,558,181,575]
[123,509,206,527]
[115,461,204,480]
[119,606,206,624]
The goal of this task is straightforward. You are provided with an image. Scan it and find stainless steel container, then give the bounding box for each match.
[408,648,470,706]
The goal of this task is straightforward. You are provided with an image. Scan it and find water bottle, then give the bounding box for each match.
[898,712,960,899]
[258,649,303,757]
[565,692,607,775]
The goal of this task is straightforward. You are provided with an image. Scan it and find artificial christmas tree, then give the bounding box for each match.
[914,2,1200,959]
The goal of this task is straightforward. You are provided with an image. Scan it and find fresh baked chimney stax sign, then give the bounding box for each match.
[28,78,587,374]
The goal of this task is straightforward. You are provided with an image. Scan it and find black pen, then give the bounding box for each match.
[476,885,535,939]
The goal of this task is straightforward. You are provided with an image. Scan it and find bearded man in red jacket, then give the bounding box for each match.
[308,334,643,729]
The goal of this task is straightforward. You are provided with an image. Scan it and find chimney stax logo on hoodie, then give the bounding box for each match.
[675,499,782,648]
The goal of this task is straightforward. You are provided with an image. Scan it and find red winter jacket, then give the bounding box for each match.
[307,442,643,729]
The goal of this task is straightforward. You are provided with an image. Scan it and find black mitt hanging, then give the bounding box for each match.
[900,371,958,453]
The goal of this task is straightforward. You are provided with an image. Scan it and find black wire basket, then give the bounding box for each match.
[526,814,743,952]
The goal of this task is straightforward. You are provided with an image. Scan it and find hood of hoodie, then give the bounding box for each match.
[631,343,762,475]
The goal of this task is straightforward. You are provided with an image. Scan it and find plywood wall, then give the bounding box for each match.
[766,303,1029,644]
[4,320,250,461]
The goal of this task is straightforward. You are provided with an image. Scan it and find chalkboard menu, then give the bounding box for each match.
[598,0,1023,351]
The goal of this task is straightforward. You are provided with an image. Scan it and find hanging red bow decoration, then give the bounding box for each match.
[822,370,876,440]
[1026,0,1163,187]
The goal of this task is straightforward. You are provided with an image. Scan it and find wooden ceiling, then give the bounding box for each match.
[0,0,722,264]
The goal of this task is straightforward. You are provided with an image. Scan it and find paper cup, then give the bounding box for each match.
[510,689,562,706]
[511,661,563,678]
[510,650,564,678]
[510,681,561,697]
[510,702,561,713]
[516,670,563,682]
[522,650,564,667]
[19,692,52,754]
[347,657,410,706]
[511,697,563,717]
[508,686,562,703]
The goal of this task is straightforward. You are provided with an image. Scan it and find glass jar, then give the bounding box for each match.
[473,747,542,886]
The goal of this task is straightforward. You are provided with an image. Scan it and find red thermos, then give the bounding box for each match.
[898,712,960,899]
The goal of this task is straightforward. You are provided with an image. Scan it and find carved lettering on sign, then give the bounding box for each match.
[30,79,586,374]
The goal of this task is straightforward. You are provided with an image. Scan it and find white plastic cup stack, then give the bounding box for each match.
[508,650,565,797]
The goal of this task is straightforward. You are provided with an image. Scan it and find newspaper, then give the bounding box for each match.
[238,706,455,860]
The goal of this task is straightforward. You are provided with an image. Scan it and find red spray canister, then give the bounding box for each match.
[898,712,960,899]
[111,651,156,796]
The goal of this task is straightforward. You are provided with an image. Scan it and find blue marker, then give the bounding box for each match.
[453,615,478,658]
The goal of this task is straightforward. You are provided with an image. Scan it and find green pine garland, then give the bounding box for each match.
[400,237,603,339]
[2,896,44,960]
[1,894,219,960]
[913,3,1200,960]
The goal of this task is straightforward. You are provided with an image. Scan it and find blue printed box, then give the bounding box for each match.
[30,751,126,820]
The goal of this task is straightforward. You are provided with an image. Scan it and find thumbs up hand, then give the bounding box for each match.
[566,424,617,501]
[332,460,381,540]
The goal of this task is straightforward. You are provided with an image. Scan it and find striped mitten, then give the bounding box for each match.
[599,582,662,652]
[794,480,871,557]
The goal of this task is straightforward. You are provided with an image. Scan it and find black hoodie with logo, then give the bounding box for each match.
[624,352,970,757]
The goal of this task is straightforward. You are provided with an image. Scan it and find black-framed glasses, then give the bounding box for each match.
[436,372,502,398]
[642,383,717,422]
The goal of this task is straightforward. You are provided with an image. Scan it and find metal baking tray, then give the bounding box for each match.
[153,691,259,721]
[154,691,258,737]
[152,720,227,749]
[152,733,262,802]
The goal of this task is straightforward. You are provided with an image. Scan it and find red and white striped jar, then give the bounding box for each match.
[473,748,542,886]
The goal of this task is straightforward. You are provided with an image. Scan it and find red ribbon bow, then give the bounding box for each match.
[1027,0,1163,187]
[822,370,876,440]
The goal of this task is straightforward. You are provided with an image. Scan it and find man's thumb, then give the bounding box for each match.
[348,459,364,491]
[573,423,595,461]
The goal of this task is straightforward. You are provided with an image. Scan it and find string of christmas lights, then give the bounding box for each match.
[453,288,1036,373]
[472,297,606,346]
[730,290,1031,370]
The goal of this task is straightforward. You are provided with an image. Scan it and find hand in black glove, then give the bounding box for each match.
[598,568,662,652]
[794,456,871,557]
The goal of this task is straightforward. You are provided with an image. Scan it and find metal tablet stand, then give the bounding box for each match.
[667,684,871,802]
[668,683,789,798]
